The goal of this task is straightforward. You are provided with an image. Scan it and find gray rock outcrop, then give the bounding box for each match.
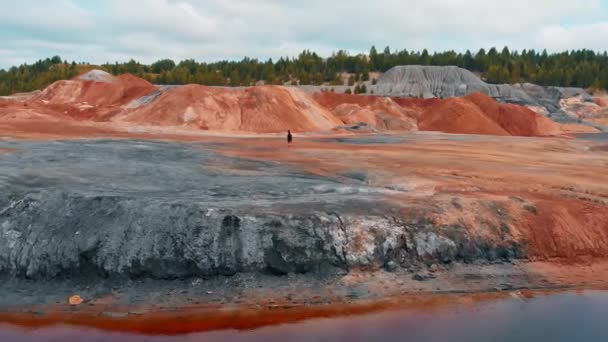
[0,140,526,280]
[372,65,491,98]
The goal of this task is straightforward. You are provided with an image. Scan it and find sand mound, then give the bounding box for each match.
[419,93,562,136]
[465,93,562,136]
[34,70,157,108]
[392,97,442,113]
[1,70,565,136]
[313,92,377,110]
[114,85,342,133]
[419,97,510,136]
[332,104,378,126]
[313,92,418,131]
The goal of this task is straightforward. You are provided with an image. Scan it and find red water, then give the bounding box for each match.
[1,291,607,341]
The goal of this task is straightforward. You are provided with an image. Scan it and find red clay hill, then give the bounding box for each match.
[313,92,419,131]
[35,70,156,108]
[0,70,567,136]
[7,70,160,122]
[314,91,562,136]
[113,85,342,133]
[414,92,562,137]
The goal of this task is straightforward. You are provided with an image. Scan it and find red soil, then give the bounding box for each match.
[392,97,442,112]
[115,85,342,133]
[332,103,378,126]
[34,72,156,108]
[464,93,562,136]
[217,135,608,263]
[517,196,608,260]
[0,122,607,331]
[419,96,510,136]
[419,92,562,136]
[1,72,567,136]
[0,99,70,122]
[314,92,562,136]
[313,92,422,118]
[313,92,418,131]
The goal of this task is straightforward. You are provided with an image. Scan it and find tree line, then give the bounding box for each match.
[1,46,608,96]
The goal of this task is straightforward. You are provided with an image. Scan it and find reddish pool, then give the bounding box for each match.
[1,291,607,342]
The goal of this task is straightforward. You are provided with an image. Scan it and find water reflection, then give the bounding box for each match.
[1,291,607,342]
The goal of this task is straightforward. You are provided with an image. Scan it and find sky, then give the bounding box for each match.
[1,0,608,69]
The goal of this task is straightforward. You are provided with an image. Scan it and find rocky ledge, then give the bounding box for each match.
[0,139,526,281]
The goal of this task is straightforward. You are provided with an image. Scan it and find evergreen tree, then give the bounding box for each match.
[151,59,176,73]
[3,47,608,95]
[369,46,379,70]
[229,69,241,86]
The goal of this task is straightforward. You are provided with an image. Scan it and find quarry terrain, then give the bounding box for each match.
[0,67,607,331]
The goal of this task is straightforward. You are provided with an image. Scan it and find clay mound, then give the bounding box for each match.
[392,97,442,113]
[0,99,68,122]
[313,92,418,131]
[333,103,378,126]
[419,93,562,136]
[313,92,378,110]
[419,97,510,136]
[114,85,342,133]
[464,93,562,136]
[34,70,157,108]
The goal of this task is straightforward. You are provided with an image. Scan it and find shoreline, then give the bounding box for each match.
[1,287,605,335]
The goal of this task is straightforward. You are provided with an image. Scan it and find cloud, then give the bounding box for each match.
[0,0,94,33]
[535,23,608,51]
[0,0,606,68]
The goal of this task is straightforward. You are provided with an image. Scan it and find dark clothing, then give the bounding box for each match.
[287,131,293,144]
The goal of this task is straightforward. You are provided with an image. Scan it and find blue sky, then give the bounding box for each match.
[1,0,607,69]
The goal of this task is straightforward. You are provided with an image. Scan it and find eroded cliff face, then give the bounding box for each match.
[1,135,607,281]
[0,140,522,280]
[0,192,531,279]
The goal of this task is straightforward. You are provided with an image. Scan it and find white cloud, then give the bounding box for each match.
[535,22,608,51]
[0,0,94,32]
[106,0,220,41]
[0,0,606,68]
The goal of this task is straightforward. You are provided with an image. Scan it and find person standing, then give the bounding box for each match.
[287,130,293,147]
